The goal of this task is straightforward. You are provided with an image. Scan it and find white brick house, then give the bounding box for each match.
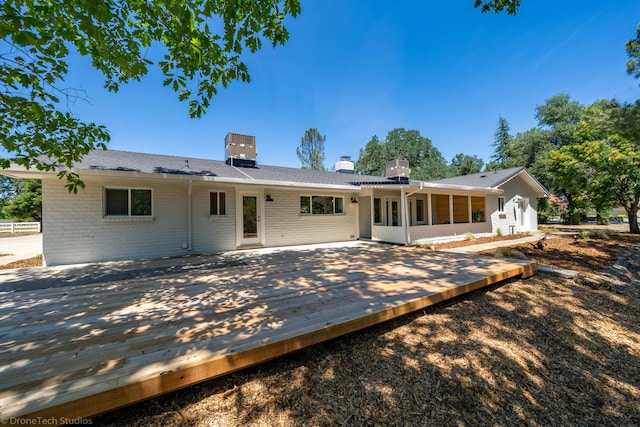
[3,138,548,265]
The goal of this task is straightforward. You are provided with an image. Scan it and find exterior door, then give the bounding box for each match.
[386,199,400,226]
[358,196,372,239]
[238,193,262,246]
[516,198,529,232]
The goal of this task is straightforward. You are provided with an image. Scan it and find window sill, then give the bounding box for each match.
[104,217,155,223]
[209,215,228,221]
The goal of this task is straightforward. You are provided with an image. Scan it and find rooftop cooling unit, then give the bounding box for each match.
[385,159,410,183]
[225,132,257,167]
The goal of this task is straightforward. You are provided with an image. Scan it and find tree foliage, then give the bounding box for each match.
[1,178,41,221]
[473,0,521,15]
[535,93,584,147]
[355,128,451,181]
[296,128,326,170]
[1,0,300,191]
[450,153,484,176]
[490,114,513,168]
[549,100,640,233]
[626,24,640,81]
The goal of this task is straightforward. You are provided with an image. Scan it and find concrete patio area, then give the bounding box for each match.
[0,241,537,424]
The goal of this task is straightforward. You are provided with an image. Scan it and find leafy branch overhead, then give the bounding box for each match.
[0,0,300,191]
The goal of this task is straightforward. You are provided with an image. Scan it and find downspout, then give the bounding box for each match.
[187,180,193,251]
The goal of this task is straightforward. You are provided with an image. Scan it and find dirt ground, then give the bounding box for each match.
[0,256,40,269]
[89,226,640,427]
[482,229,640,274]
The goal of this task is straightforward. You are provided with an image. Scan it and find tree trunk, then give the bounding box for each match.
[626,204,640,234]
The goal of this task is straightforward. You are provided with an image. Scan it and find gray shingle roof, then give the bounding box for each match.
[74,149,394,187]
[428,167,526,188]
[67,150,548,195]
[428,166,549,196]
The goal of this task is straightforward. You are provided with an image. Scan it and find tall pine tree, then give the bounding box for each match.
[296,128,327,170]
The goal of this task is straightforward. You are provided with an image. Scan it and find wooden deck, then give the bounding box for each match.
[0,244,537,424]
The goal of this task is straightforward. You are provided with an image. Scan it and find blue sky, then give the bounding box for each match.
[61,0,639,170]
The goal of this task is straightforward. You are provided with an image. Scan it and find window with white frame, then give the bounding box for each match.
[300,195,344,215]
[373,197,382,224]
[210,191,226,216]
[105,188,152,217]
[498,196,505,212]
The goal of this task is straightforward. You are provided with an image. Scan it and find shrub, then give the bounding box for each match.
[578,231,590,239]
[496,228,503,237]
[464,232,477,241]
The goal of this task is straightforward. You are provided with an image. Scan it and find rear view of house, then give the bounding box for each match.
[1,133,548,265]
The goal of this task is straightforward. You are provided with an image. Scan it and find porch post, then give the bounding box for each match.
[401,188,410,245]
[187,180,193,251]
[468,196,472,224]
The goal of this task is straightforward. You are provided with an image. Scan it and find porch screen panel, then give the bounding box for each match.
[433,195,450,224]
[471,197,485,222]
[453,195,468,223]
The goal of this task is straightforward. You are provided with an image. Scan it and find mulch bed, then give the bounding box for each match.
[0,256,42,269]
[91,230,640,427]
[480,232,640,274]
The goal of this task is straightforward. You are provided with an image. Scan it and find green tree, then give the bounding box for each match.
[355,128,451,180]
[355,135,385,176]
[296,128,326,170]
[626,24,640,81]
[450,153,484,176]
[535,94,584,147]
[0,176,16,219]
[490,114,513,168]
[549,101,640,233]
[1,0,301,191]
[1,179,42,221]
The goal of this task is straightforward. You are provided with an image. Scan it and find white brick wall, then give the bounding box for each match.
[42,176,190,265]
[490,178,539,235]
[191,183,237,253]
[42,178,359,265]
[264,190,358,247]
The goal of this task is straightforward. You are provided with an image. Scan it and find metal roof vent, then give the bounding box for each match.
[225,132,257,167]
[385,159,410,183]
[335,155,355,174]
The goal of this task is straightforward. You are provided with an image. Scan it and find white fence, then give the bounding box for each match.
[0,222,41,233]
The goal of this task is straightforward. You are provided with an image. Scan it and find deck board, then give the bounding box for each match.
[0,244,536,424]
